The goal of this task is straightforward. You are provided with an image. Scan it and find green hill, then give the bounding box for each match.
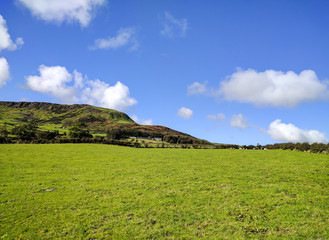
[0,101,209,145]
[0,101,134,132]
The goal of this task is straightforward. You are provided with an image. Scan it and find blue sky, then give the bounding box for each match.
[1,0,329,145]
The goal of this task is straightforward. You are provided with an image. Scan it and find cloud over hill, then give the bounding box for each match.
[177,107,193,120]
[26,65,137,111]
[0,58,10,88]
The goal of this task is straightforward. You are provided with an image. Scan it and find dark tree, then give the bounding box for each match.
[11,122,38,141]
[310,143,327,153]
[0,124,9,137]
[37,130,58,140]
[68,122,92,139]
[107,128,125,140]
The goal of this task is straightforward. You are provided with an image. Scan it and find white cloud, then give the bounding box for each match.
[160,11,188,38]
[220,68,329,107]
[130,115,152,125]
[82,80,137,111]
[177,107,193,120]
[26,65,78,103]
[230,114,248,129]
[73,70,84,88]
[0,15,24,52]
[90,27,138,51]
[207,113,226,121]
[267,119,328,144]
[17,0,106,27]
[0,57,10,88]
[26,65,137,111]
[187,82,207,95]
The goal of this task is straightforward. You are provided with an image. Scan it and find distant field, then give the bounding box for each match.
[0,144,328,239]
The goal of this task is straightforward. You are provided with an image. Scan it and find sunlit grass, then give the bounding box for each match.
[0,144,328,239]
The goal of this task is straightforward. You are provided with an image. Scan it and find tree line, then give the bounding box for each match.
[106,127,208,145]
[0,122,208,147]
[263,142,329,153]
[215,142,329,154]
[1,122,328,153]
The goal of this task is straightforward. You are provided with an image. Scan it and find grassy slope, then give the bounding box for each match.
[1,144,328,239]
[0,102,135,133]
[0,102,204,143]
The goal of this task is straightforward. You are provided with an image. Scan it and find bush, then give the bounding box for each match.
[68,123,93,139]
[11,122,38,141]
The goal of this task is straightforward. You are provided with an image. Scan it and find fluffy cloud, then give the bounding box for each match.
[90,28,138,51]
[220,69,329,107]
[82,80,137,111]
[0,57,10,88]
[230,114,248,129]
[206,113,226,121]
[160,11,188,38]
[187,82,207,95]
[177,107,193,120]
[17,0,105,27]
[26,65,78,103]
[0,15,24,52]
[267,119,328,144]
[26,65,137,111]
[130,115,152,125]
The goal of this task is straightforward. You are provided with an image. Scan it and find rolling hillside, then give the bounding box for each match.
[0,101,209,144]
[0,101,134,132]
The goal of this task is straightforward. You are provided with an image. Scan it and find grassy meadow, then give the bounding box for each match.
[0,144,328,239]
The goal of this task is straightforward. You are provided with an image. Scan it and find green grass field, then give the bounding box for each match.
[0,144,328,239]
